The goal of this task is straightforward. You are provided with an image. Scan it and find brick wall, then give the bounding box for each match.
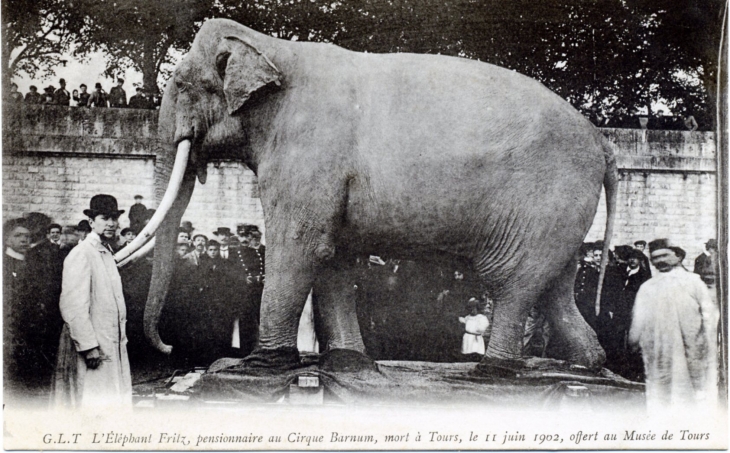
[3,106,717,265]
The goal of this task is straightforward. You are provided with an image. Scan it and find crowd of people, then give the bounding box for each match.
[161,224,266,367]
[3,194,266,407]
[559,238,714,383]
[3,189,720,409]
[5,78,160,109]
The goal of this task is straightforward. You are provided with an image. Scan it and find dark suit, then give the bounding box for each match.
[614,266,651,380]
[53,88,70,106]
[87,90,108,108]
[128,94,149,109]
[19,240,64,392]
[195,256,239,363]
[108,86,127,108]
[3,252,33,395]
[128,202,147,234]
[24,92,43,104]
[694,252,716,284]
[574,261,599,330]
[230,245,265,355]
[74,91,91,107]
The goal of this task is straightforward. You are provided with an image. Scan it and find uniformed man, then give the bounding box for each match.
[128,195,147,234]
[230,225,265,356]
[108,77,127,108]
[574,242,599,329]
[53,79,70,106]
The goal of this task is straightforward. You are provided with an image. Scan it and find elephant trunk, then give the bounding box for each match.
[142,140,197,354]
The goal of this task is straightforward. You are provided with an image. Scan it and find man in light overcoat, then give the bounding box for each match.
[52,194,132,409]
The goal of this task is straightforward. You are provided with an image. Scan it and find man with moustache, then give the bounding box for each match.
[629,239,719,411]
[52,195,132,408]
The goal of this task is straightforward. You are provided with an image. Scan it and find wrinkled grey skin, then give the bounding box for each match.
[145,18,618,371]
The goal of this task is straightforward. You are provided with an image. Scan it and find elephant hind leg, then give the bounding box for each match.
[542,260,605,370]
[312,256,366,353]
[481,275,543,361]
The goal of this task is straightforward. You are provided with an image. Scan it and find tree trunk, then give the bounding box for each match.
[142,38,160,95]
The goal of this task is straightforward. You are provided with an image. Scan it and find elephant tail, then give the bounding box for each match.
[595,139,619,316]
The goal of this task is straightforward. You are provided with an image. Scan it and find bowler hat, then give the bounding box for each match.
[83,194,125,218]
[180,220,194,233]
[706,239,718,249]
[648,238,686,260]
[613,245,634,261]
[213,227,232,236]
[76,220,91,232]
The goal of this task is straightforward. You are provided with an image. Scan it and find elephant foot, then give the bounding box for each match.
[475,356,527,378]
[239,347,302,371]
[476,356,603,379]
[319,349,378,373]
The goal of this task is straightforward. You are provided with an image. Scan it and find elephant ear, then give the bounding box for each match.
[220,36,282,115]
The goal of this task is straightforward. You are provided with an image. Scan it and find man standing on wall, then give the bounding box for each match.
[52,194,132,408]
[108,78,127,108]
[629,239,719,411]
[73,84,90,107]
[53,79,71,106]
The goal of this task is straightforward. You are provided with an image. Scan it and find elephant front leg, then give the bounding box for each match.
[243,241,318,369]
[312,256,378,372]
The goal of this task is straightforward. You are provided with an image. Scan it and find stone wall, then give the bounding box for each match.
[586,128,717,266]
[3,106,717,265]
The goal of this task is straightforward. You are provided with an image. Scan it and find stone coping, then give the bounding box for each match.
[2,105,717,172]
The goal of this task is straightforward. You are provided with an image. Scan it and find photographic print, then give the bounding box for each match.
[2,0,728,450]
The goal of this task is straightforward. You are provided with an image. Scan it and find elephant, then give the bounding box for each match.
[128,18,618,373]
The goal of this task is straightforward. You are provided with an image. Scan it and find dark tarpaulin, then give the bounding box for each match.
[194,356,645,409]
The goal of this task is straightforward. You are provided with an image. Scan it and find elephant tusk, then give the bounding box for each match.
[114,140,191,264]
[117,237,156,268]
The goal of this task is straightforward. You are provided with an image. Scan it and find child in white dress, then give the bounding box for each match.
[459,297,490,355]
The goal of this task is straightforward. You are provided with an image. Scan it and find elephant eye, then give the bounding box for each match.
[216,52,231,80]
[175,79,188,93]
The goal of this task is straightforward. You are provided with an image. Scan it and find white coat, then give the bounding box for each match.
[51,232,132,408]
[629,267,718,411]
